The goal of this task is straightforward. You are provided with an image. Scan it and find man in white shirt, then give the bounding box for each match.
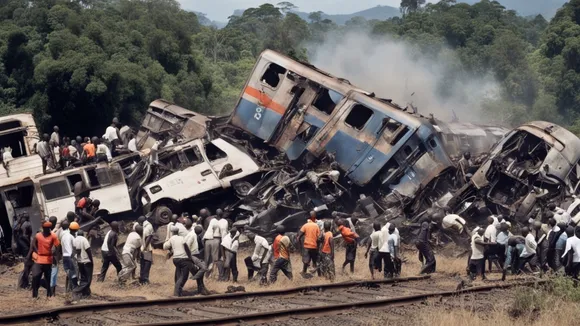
[203,214,221,275]
[562,227,580,278]
[469,227,490,280]
[128,134,137,152]
[118,226,143,283]
[73,230,92,300]
[62,221,79,293]
[95,139,112,162]
[442,214,467,234]
[387,225,401,276]
[244,232,270,284]
[520,227,538,272]
[104,118,122,156]
[138,216,154,285]
[365,222,382,279]
[219,228,240,282]
[175,217,189,237]
[377,222,395,278]
[164,226,193,296]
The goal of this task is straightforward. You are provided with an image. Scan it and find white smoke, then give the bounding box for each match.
[307,31,500,122]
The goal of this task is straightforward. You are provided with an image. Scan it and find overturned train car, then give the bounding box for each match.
[449,121,580,222]
[227,50,507,213]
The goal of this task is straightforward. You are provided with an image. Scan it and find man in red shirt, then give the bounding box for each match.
[319,221,335,280]
[297,212,321,277]
[338,218,359,274]
[30,221,60,298]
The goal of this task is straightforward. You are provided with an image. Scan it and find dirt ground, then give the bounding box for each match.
[0,245,566,325]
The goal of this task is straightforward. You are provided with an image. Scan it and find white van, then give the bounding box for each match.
[35,162,133,223]
[141,138,260,224]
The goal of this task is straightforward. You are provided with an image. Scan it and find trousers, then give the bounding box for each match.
[173,258,193,297]
[118,253,136,282]
[97,252,122,282]
[63,256,78,292]
[269,258,293,283]
[73,262,93,299]
[416,240,436,274]
[31,263,52,298]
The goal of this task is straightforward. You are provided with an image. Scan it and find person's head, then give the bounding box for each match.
[66,211,76,223]
[200,209,209,218]
[42,221,52,236]
[137,216,146,226]
[69,221,80,235]
[246,232,256,241]
[388,224,396,234]
[62,220,70,230]
[53,126,59,133]
[477,227,485,236]
[331,211,338,218]
[310,210,316,221]
[43,133,49,141]
[521,227,530,237]
[216,209,223,218]
[110,221,119,232]
[49,216,58,230]
[112,117,119,126]
[71,139,77,146]
[497,215,505,222]
[91,199,100,209]
[463,151,471,160]
[92,137,99,145]
[185,218,193,229]
[170,214,178,223]
[532,221,542,231]
[566,226,576,237]
[324,221,332,232]
[76,136,82,143]
[548,203,557,211]
[276,225,285,235]
[171,225,179,235]
[558,222,568,231]
[487,216,494,225]
[336,218,345,227]
[373,222,381,231]
[548,218,557,227]
[499,222,508,232]
[84,137,90,143]
[229,228,237,237]
[194,225,203,235]
[135,225,143,236]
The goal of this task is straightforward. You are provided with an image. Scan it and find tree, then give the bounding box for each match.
[400,0,426,15]
[277,2,297,14]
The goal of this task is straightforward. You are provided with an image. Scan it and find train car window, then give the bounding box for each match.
[313,88,339,115]
[345,105,373,130]
[261,63,287,88]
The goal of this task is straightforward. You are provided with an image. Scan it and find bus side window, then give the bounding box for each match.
[41,181,70,201]
[261,63,287,88]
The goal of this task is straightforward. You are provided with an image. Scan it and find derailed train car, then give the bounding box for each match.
[227,50,507,213]
[449,121,580,222]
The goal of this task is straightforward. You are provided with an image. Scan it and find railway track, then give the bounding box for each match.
[1,275,544,325]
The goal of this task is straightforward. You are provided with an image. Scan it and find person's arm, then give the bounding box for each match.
[144,230,153,251]
[364,237,372,258]
[110,233,120,257]
[86,242,93,263]
[27,236,37,260]
[220,243,225,261]
[297,230,304,245]
[163,238,172,251]
[329,238,334,260]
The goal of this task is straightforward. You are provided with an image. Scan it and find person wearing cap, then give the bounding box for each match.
[270,225,293,283]
[73,229,92,300]
[62,221,79,292]
[97,221,122,282]
[30,221,60,297]
[118,226,143,283]
[137,216,154,285]
[319,221,335,280]
[297,211,322,277]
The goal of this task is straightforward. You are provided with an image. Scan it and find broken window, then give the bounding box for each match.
[66,174,83,190]
[41,180,70,201]
[205,143,227,161]
[4,185,33,208]
[85,168,108,188]
[379,160,402,185]
[261,63,287,88]
[109,165,125,184]
[160,152,181,170]
[313,88,340,115]
[297,124,319,143]
[184,147,202,165]
[345,104,373,130]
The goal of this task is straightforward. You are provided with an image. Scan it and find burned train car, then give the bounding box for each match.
[228,50,457,209]
[227,50,509,215]
[136,99,227,150]
[449,121,580,222]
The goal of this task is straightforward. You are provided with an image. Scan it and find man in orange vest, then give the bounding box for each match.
[297,212,321,277]
[30,221,60,298]
[338,218,359,274]
[269,225,292,283]
[319,221,335,280]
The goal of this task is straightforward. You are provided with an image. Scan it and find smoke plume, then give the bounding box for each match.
[307,31,500,122]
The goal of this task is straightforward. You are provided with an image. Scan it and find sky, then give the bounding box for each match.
[178,0,419,21]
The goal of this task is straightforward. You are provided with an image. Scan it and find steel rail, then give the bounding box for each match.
[0,275,430,324]
[146,279,547,326]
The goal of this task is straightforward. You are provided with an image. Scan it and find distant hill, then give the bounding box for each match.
[193,11,227,28]
[459,0,566,19]
[232,5,400,25]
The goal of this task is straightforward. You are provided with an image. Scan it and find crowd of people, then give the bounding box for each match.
[32,118,138,174]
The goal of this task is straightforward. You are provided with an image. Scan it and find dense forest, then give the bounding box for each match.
[2,0,580,136]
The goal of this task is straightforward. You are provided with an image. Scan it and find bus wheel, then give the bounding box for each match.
[154,205,172,225]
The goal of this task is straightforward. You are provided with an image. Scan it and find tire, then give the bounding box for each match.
[154,205,172,225]
[233,181,253,197]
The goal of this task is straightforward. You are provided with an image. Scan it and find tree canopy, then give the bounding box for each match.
[2,0,580,136]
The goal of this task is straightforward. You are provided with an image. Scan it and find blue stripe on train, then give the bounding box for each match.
[234,98,282,141]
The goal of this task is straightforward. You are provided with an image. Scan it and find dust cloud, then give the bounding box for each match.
[306,31,500,122]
